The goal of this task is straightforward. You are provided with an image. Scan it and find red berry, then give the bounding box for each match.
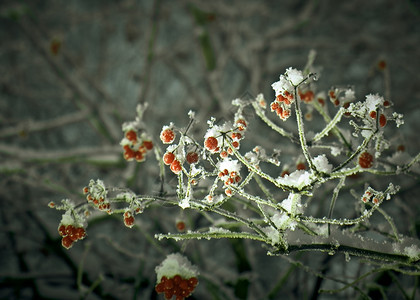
[69,227,79,241]
[125,130,137,142]
[61,236,73,249]
[134,151,144,162]
[236,119,247,131]
[173,275,182,285]
[359,152,373,168]
[83,187,89,194]
[176,221,186,232]
[160,128,175,144]
[296,162,306,170]
[379,114,387,127]
[220,151,228,158]
[188,277,198,287]
[204,136,218,151]
[76,227,86,240]
[124,215,135,228]
[170,160,182,174]
[163,152,175,165]
[143,140,153,150]
[369,111,377,119]
[232,141,239,149]
[58,225,66,237]
[155,282,165,293]
[378,60,386,70]
[65,225,73,236]
[123,146,135,160]
[179,279,189,291]
[186,152,199,164]
[281,170,290,177]
[164,278,174,290]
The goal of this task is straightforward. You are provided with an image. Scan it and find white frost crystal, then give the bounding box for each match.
[277,170,311,189]
[313,154,333,173]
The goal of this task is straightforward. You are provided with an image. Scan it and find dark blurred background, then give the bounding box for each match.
[0,0,419,299]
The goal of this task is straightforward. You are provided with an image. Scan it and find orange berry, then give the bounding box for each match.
[170,160,182,174]
[83,187,89,194]
[225,188,232,196]
[160,128,175,144]
[231,132,242,140]
[220,150,228,158]
[359,152,373,168]
[318,98,325,106]
[236,119,247,131]
[301,90,314,103]
[271,101,279,111]
[204,136,218,151]
[186,152,199,164]
[232,141,240,149]
[163,152,176,165]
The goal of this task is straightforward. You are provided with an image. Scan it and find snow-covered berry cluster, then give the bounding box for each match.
[58,224,86,249]
[270,67,308,120]
[120,103,154,162]
[217,158,242,196]
[203,116,247,156]
[155,253,199,300]
[83,179,111,213]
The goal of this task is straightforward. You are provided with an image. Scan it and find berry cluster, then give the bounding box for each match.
[218,159,242,196]
[328,87,356,108]
[155,275,198,300]
[83,186,111,213]
[58,224,86,249]
[122,129,154,162]
[204,118,246,156]
[298,89,315,103]
[270,91,293,120]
